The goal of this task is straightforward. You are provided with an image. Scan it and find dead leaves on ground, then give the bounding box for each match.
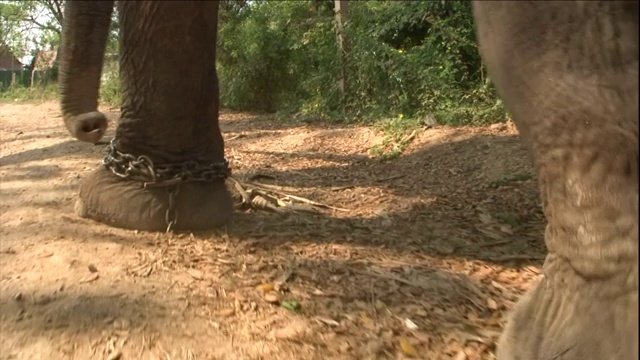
[117,119,543,359]
[127,233,509,358]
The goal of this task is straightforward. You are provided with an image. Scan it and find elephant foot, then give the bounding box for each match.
[496,255,638,360]
[75,166,233,232]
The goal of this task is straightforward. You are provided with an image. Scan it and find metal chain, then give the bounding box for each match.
[165,184,180,233]
[102,138,230,232]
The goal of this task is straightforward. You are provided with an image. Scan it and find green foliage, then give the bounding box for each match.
[217,1,507,126]
[1,1,119,65]
[346,1,503,125]
[99,57,121,106]
[1,2,27,57]
[217,1,321,113]
[0,82,58,102]
[1,60,120,105]
[369,115,423,159]
[1,0,121,106]
[0,0,64,55]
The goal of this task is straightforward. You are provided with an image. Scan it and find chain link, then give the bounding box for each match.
[102,138,230,232]
[165,185,180,233]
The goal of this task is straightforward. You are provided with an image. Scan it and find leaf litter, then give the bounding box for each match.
[0,104,546,359]
[164,113,544,359]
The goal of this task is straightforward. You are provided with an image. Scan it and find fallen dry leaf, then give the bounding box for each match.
[272,320,310,340]
[258,283,275,292]
[486,297,499,310]
[315,317,340,327]
[217,308,235,317]
[453,350,468,360]
[399,337,419,358]
[404,318,419,330]
[185,269,203,280]
[359,314,376,330]
[79,272,99,283]
[264,291,281,303]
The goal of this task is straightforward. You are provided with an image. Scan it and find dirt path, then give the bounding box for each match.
[0,101,545,359]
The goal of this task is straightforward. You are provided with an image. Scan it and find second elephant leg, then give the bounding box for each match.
[473,2,638,359]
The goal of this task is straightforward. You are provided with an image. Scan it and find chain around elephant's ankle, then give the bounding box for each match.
[101,138,231,187]
[101,138,231,232]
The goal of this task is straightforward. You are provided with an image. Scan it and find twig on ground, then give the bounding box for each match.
[275,191,350,212]
[246,181,350,212]
[228,177,350,212]
[330,185,356,191]
[374,174,405,182]
[229,177,251,205]
[225,133,247,141]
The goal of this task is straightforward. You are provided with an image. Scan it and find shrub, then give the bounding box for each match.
[217,0,507,125]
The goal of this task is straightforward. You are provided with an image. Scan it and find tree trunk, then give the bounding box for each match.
[334,0,349,108]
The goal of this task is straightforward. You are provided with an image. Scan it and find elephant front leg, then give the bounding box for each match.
[72,1,233,231]
[496,116,638,359]
[473,1,638,359]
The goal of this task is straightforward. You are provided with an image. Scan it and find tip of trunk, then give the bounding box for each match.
[63,111,109,143]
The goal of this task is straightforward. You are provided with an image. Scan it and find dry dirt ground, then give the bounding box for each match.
[0,101,546,360]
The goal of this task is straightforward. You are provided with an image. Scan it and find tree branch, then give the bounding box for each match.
[41,0,64,28]
[24,15,61,35]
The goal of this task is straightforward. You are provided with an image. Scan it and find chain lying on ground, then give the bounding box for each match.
[102,138,231,232]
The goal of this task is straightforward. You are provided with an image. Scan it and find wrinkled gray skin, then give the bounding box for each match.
[59,1,232,231]
[473,2,638,359]
[60,1,637,358]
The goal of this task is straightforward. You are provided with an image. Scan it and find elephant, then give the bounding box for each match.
[59,1,637,359]
[60,1,232,232]
[472,2,638,359]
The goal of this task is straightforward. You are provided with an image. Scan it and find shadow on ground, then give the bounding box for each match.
[1,126,546,269]
[1,106,545,359]
[0,139,105,167]
[0,253,511,359]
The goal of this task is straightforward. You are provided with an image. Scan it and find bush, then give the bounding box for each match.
[217,0,507,125]
[99,58,121,106]
[0,59,122,107]
[0,82,58,102]
[217,1,327,113]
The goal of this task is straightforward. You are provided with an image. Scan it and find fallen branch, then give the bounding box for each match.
[274,191,350,212]
[229,177,251,205]
[245,181,350,212]
[228,177,351,213]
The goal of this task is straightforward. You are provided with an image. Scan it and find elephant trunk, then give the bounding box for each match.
[59,1,114,143]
